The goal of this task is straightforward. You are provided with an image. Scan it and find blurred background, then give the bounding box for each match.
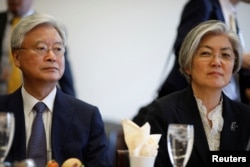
[0,0,249,123]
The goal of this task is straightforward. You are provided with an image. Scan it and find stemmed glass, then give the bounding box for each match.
[167,124,194,167]
[0,112,15,165]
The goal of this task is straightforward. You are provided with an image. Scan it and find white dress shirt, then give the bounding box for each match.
[21,86,56,161]
[219,0,241,101]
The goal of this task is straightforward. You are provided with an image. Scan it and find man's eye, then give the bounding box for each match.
[53,47,65,54]
[36,46,47,51]
[54,47,62,51]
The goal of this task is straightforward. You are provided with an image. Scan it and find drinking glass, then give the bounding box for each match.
[0,112,15,165]
[167,124,194,167]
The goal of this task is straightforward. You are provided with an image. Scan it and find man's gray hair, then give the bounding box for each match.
[11,13,67,50]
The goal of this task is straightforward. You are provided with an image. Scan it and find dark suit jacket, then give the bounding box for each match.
[0,88,112,167]
[146,86,250,167]
[158,0,224,98]
[0,12,76,97]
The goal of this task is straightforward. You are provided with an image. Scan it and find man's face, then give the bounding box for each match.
[7,0,33,16]
[13,24,65,85]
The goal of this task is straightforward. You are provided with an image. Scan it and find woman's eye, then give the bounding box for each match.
[200,52,211,56]
[222,53,230,56]
[222,53,233,59]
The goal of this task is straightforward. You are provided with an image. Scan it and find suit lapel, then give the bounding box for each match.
[176,87,209,164]
[51,89,74,162]
[219,95,239,150]
[5,88,27,161]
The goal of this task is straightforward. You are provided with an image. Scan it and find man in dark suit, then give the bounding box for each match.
[0,13,112,167]
[0,0,76,96]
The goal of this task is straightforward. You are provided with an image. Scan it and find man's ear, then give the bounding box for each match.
[12,50,21,68]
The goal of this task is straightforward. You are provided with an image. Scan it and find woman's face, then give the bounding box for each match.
[186,34,235,91]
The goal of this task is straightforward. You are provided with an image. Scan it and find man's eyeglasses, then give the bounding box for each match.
[16,45,65,56]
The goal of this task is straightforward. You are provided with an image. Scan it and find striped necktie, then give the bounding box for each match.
[27,102,47,167]
[7,17,22,93]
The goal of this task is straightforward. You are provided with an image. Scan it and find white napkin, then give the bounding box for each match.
[121,119,161,157]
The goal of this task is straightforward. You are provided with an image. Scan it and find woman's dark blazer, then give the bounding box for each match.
[145,86,250,167]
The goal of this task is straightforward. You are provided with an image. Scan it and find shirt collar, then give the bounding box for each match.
[195,96,224,135]
[21,86,57,113]
[219,0,237,14]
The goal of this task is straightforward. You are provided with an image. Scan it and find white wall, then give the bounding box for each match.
[0,0,249,123]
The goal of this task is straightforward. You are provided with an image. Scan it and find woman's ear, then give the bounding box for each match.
[185,68,191,75]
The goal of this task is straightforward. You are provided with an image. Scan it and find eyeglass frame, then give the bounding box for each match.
[194,49,236,63]
[15,45,66,56]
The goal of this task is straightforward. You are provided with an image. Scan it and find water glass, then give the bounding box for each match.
[167,124,194,167]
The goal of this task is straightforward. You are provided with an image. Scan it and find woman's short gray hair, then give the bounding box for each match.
[11,13,67,50]
[178,20,243,83]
